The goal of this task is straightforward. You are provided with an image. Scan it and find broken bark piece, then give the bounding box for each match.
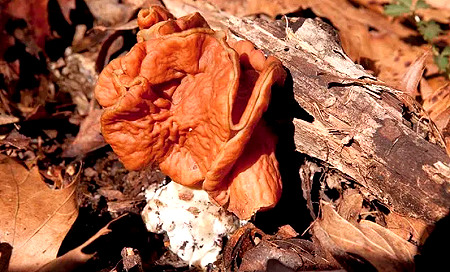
[95,6,286,219]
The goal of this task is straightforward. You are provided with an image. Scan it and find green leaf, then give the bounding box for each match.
[434,54,449,72]
[415,0,429,9]
[417,20,442,41]
[397,0,412,7]
[441,46,450,57]
[384,3,411,16]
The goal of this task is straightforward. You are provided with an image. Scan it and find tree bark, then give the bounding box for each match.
[165,0,450,222]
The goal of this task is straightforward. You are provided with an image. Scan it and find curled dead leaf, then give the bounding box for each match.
[314,201,417,272]
[400,52,429,96]
[63,108,106,158]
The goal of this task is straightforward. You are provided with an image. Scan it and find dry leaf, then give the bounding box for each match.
[297,0,425,87]
[400,52,429,95]
[385,211,431,245]
[312,222,376,271]
[420,76,450,156]
[92,18,139,31]
[0,155,78,271]
[222,223,267,271]
[336,189,363,224]
[208,0,300,18]
[98,188,125,201]
[423,77,450,130]
[0,115,19,126]
[300,161,322,220]
[4,0,76,50]
[275,225,299,239]
[315,202,417,272]
[419,77,435,102]
[416,1,450,23]
[62,108,106,157]
[85,0,135,26]
[5,0,51,50]
[352,0,450,23]
[425,0,450,10]
[0,130,31,150]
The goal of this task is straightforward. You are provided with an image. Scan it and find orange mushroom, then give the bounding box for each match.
[94,7,286,219]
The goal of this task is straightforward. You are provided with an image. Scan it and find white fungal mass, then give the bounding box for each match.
[142,180,239,267]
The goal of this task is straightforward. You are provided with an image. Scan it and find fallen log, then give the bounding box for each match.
[165,0,450,223]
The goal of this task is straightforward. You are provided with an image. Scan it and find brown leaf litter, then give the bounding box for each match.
[0,155,79,271]
[313,201,417,272]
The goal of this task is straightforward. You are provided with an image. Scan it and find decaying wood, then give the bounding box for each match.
[165,0,450,222]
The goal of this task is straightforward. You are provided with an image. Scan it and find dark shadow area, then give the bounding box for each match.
[70,0,95,29]
[3,18,48,96]
[1,0,95,114]
[400,35,427,47]
[46,0,94,61]
[399,17,418,32]
[59,211,166,272]
[19,117,79,161]
[95,30,138,72]
[359,57,379,75]
[415,213,450,271]
[58,206,112,257]
[401,16,449,33]
[45,0,75,61]
[0,243,13,272]
[253,70,314,235]
[265,71,314,123]
[276,8,336,36]
[276,8,317,21]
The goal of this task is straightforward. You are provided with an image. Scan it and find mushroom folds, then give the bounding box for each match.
[94,6,286,219]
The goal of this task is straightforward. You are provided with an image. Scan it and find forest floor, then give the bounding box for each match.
[1,0,449,271]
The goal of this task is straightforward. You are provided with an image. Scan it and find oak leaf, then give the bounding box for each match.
[0,155,78,271]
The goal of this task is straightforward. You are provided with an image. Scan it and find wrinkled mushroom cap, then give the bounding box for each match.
[95,7,286,219]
